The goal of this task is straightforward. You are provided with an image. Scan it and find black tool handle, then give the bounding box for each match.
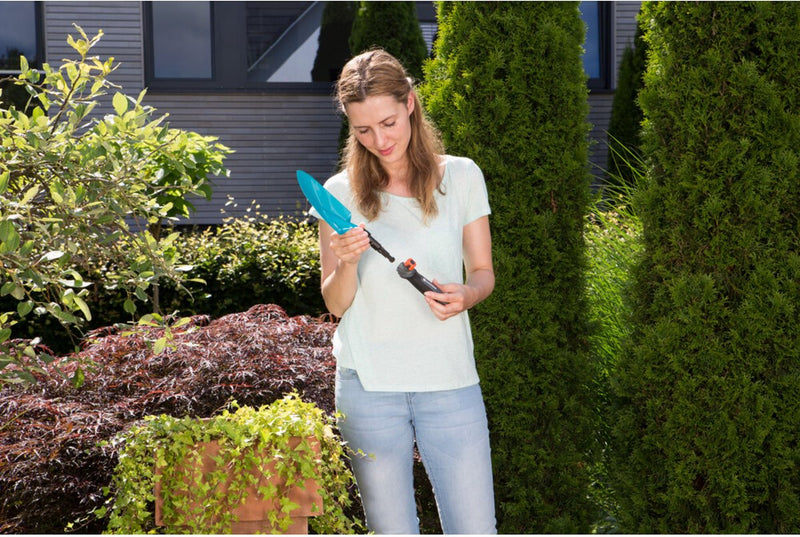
[396,258,446,305]
[365,230,395,262]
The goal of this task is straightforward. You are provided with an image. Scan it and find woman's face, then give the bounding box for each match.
[345,93,414,170]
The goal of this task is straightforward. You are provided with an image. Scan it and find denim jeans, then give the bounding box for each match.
[335,367,497,534]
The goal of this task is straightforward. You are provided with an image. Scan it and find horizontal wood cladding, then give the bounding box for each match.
[146,93,342,225]
[38,1,642,220]
[43,2,144,93]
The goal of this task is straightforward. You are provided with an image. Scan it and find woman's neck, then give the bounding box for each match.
[382,160,413,196]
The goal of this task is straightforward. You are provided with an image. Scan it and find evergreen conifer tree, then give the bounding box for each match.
[605,22,647,191]
[348,1,428,80]
[611,3,800,532]
[421,3,596,532]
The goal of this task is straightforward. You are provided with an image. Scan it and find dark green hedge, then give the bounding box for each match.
[158,216,324,319]
[610,2,800,532]
[421,3,596,532]
[605,20,647,191]
[348,1,428,80]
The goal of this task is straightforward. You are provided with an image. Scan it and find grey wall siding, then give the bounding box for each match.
[44,2,143,91]
[144,93,342,224]
[40,1,642,223]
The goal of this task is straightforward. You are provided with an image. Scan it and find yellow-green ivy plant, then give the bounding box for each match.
[97,393,365,534]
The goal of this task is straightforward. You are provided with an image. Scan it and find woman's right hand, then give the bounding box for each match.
[320,221,369,317]
[329,223,371,265]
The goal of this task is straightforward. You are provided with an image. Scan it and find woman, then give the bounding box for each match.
[312,49,496,534]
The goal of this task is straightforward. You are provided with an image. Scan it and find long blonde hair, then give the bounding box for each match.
[336,49,444,222]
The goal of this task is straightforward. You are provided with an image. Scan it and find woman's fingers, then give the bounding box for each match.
[424,280,468,320]
[330,225,370,264]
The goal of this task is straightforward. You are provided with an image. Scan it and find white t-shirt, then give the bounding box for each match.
[310,155,491,392]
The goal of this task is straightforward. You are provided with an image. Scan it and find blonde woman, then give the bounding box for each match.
[312,49,496,534]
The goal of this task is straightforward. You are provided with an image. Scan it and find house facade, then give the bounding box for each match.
[1,1,641,225]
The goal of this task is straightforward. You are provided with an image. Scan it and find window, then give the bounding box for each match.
[579,1,612,91]
[151,2,213,79]
[0,1,43,73]
[143,1,355,91]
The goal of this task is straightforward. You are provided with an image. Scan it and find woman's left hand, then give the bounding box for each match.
[424,280,476,321]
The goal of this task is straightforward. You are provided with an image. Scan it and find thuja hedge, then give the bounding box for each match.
[610,2,800,532]
[605,20,647,191]
[421,3,596,532]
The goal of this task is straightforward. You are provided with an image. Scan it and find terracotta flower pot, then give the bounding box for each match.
[154,437,323,534]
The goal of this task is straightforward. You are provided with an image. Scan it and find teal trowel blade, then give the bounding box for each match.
[296,170,357,235]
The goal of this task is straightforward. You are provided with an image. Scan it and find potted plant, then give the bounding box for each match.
[98,393,364,534]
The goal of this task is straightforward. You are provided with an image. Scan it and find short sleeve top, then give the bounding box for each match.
[310,155,491,392]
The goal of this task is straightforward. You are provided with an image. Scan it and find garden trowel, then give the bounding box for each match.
[296,169,445,303]
[296,169,395,262]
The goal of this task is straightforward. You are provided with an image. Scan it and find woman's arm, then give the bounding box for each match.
[425,215,495,320]
[319,220,371,317]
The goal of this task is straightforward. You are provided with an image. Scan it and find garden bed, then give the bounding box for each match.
[0,304,337,533]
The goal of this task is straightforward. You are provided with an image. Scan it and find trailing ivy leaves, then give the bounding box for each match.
[101,393,365,534]
[0,25,231,386]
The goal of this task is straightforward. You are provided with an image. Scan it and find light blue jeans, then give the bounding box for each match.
[335,367,497,534]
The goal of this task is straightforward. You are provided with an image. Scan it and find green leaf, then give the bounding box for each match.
[9,284,24,301]
[74,295,92,321]
[153,337,168,355]
[71,366,85,388]
[0,220,18,246]
[41,250,65,262]
[17,301,34,317]
[19,184,40,206]
[123,298,136,315]
[113,92,128,115]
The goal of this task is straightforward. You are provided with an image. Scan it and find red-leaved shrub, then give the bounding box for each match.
[0,304,337,533]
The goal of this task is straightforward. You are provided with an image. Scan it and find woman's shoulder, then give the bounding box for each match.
[443,155,485,185]
[443,154,480,171]
[324,169,353,197]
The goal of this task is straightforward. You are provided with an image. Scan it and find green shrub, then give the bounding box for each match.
[348,1,428,80]
[610,2,800,532]
[585,174,643,533]
[103,394,363,534]
[0,27,230,384]
[3,214,324,354]
[421,3,596,532]
[311,2,357,82]
[605,21,647,191]
[158,214,325,320]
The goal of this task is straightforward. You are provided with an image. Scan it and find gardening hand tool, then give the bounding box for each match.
[396,258,446,305]
[297,170,446,304]
[296,169,395,262]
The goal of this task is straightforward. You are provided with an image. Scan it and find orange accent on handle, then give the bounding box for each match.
[403,258,417,271]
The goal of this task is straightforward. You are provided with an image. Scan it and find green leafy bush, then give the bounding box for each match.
[158,213,325,320]
[3,214,324,354]
[421,2,596,532]
[103,394,363,534]
[610,2,800,532]
[0,27,230,383]
[585,173,643,533]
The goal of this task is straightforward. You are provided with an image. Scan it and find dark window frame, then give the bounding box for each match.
[0,1,45,73]
[582,0,613,93]
[142,1,335,94]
